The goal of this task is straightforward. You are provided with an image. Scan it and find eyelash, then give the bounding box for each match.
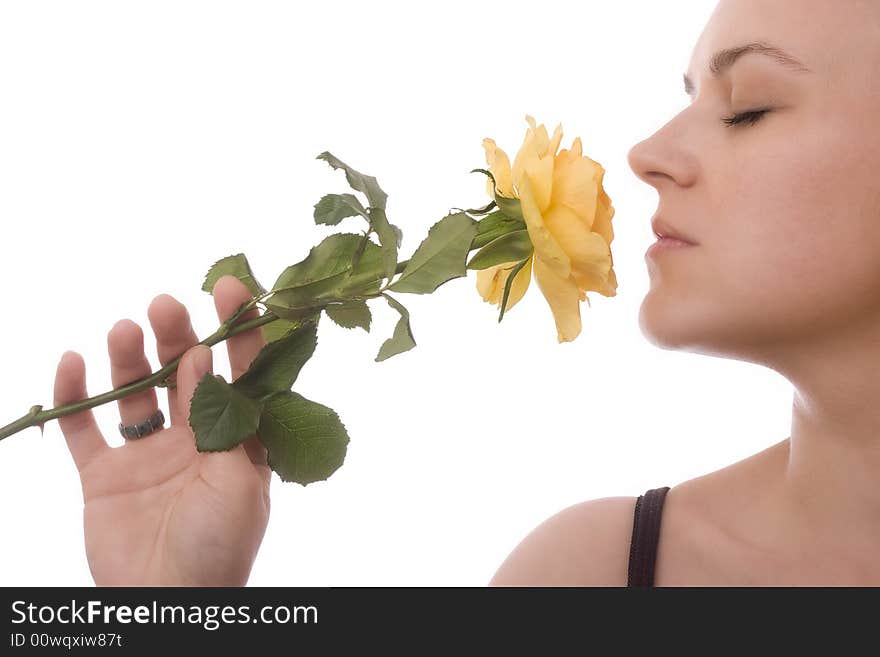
[721,109,770,128]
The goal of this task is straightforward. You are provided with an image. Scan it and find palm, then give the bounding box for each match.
[53,276,272,586]
[80,426,269,586]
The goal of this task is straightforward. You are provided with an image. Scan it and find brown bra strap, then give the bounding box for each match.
[627,486,671,587]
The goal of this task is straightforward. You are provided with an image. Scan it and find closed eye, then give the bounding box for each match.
[721,109,770,128]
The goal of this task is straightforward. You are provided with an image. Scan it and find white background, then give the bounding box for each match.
[0,0,793,586]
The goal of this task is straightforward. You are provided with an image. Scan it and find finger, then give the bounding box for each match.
[177,344,259,479]
[213,275,269,470]
[176,343,213,435]
[108,319,161,438]
[147,294,199,426]
[54,351,110,473]
[213,275,266,380]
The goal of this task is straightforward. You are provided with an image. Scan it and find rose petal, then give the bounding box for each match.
[513,116,556,206]
[475,256,533,310]
[524,115,549,155]
[591,197,615,246]
[551,157,599,226]
[482,138,516,199]
[542,204,612,277]
[572,263,618,297]
[525,155,554,213]
[512,133,540,197]
[517,173,571,280]
[533,254,582,343]
[548,123,564,158]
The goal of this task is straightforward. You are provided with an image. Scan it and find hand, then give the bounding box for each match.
[53,275,271,586]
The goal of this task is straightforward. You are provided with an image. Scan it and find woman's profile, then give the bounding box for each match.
[53,0,880,586]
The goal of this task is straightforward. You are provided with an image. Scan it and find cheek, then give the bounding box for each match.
[640,114,880,351]
[718,116,880,333]
[716,231,880,340]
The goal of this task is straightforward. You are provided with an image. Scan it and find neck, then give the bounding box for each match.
[768,317,880,553]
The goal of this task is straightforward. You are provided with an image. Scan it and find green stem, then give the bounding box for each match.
[374,259,410,294]
[0,221,495,443]
[0,310,290,442]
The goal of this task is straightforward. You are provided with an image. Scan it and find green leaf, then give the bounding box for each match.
[471,210,527,250]
[471,167,497,190]
[324,299,371,332]
[261,312,319,344]
[189,373,263,452]
[493,193,525,223]
[498,257,532,322]
[313,193,369,226]
[368,206,401,285]
[391,224,403,249]
[232,321,318,402]
[329,239,387,294]
[264,304,324,323]
[258,390,350,485]
[265,281,346,319]
[387,212,478,294]
[272,233,365,289]
[201,253,267,297]
[466,199,497,216]
[266,234,385,314]
[317,151,388,209]
[466,230,533,271]
[375,294,416,362]
[350,232,371,271]
[315,152,401,285]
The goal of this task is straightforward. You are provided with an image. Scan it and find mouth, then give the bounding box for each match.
[651,216,698,246]
[644,236,698,260]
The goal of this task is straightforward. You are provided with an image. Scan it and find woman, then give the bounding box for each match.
[53,0,880,586]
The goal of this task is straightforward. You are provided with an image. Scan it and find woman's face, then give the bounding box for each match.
[628,0,880,365]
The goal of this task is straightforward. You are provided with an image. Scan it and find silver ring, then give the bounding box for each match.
[119,408,165,439]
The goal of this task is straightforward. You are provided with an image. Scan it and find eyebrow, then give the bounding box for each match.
[683,41,812,97]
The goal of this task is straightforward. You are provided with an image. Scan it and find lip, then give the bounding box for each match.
[645,236,698,260]
[651,216,698,245]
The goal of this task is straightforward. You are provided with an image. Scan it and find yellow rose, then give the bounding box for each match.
[476,115,617,343]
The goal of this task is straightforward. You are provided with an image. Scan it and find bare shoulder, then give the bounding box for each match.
[487,439,791,587]
[488,496,638,586]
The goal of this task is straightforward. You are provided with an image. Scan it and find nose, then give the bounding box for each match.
[626,113,697,189]
[627,139,654,184]
[627,136,678,187]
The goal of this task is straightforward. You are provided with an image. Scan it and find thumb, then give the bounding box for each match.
[177,344,213,429]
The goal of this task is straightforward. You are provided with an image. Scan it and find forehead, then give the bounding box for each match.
[687,0,880,80]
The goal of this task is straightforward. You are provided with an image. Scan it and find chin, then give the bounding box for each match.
[638,292,696,352]
[638,288,735,356]
[638,289,799,365]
